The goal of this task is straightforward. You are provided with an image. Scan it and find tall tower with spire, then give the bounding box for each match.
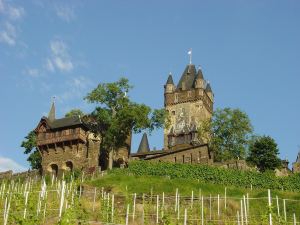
[163,64,214,150]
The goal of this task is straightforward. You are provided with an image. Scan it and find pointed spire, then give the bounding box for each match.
[137,133,150,153]
[196,67,204,80]
[166,73,174,85]
[297,151,300,163]
[205,82,212,93]
[177,64,196,90]
[48,99,56,121]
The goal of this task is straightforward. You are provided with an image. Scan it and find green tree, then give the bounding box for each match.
[210,108,253,161]
[247,135,281,172]
[21,131,41,169]
[84,77,167,169]
[65,109,85,118]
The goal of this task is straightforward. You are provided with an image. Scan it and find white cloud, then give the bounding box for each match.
[0,156,27,172]
[0,0,25,20]
[0,22,16,46]
[7,4,25,20]
[0,0,25,46]
[56,76,92,103]
[46,40,74,73]
[55,5,75,22]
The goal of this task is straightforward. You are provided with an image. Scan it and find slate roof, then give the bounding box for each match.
[137,133,150,153]
[195,68,204,80]
[39,116,84,130]
[176,64,197,90]
[166,74,174,85]
[205,83,212,92]
[48,102,56,121]
[297,151,300,163]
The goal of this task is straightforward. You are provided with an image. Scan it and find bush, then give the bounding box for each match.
[123,161,300,191]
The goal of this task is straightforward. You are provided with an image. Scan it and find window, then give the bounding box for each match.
[188,91,192,97]
[172,111,175,115]
[175,94,179,102]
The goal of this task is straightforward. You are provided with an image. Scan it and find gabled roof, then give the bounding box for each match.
[36,116,84,131]
[176,64,197,90]
[48,116,83,129]
[137,133,150,153]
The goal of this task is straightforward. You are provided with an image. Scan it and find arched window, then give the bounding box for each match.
[48,164,58,176]
[65,161,73,172]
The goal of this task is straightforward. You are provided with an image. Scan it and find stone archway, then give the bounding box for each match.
[48,163,58,176]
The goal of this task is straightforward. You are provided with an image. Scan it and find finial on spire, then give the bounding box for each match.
[188,48,192,64]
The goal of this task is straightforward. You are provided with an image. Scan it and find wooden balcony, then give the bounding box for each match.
[37,133,86,146]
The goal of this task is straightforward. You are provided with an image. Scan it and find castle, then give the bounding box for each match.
[35,63,214,175]
[34,62,299,176]
[131,64,214,164]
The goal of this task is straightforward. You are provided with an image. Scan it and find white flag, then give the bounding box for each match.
[188,49,192,55]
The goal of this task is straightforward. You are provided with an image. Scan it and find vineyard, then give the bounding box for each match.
[1,162,300,224]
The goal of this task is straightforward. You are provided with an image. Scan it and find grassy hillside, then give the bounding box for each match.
[1,161,300,225]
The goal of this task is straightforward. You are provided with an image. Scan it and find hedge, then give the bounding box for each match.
[123,161,300,191]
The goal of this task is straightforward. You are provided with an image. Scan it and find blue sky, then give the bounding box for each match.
[0,0,299,171]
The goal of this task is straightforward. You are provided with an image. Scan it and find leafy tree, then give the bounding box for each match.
[209,108,253,161]
[84,77,167,169]
[21,131,41,170]
[247,135,281,172]
[65,109,85,118]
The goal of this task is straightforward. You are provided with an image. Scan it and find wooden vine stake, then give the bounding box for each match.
[283,199,287,222]
[268,189,272,225]
[125,204,129,225]
[59,181,66,219]
[133,193,136,221]
[201,196,204,225]
[156,195,159,224]
[184,208,187,225]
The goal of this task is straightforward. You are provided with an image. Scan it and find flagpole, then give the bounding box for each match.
[188,49,192,64]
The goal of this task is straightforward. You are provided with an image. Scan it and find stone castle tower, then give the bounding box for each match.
[163,64,214,150]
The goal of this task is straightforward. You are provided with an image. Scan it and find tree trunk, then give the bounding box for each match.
[108,149,113,170]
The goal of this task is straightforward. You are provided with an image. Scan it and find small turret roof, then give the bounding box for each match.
[205,83,212,93]
[195,68,204,80]
[296,151,300,163]
[137,133,150,153]
[166,74,174,85]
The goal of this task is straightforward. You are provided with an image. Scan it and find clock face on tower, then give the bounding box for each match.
[175,108,188,132]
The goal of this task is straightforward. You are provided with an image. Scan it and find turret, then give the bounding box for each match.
[205,82,214,102]
[164,73,175,93]
[194,68,205,89]
[137,133,150,153]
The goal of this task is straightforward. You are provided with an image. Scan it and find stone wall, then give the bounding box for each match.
[130,144,213,165]
[164,89,213,149]
[41,132,100,176]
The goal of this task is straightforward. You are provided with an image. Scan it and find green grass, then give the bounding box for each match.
[88,171,300,200]
[87,170,300,223]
